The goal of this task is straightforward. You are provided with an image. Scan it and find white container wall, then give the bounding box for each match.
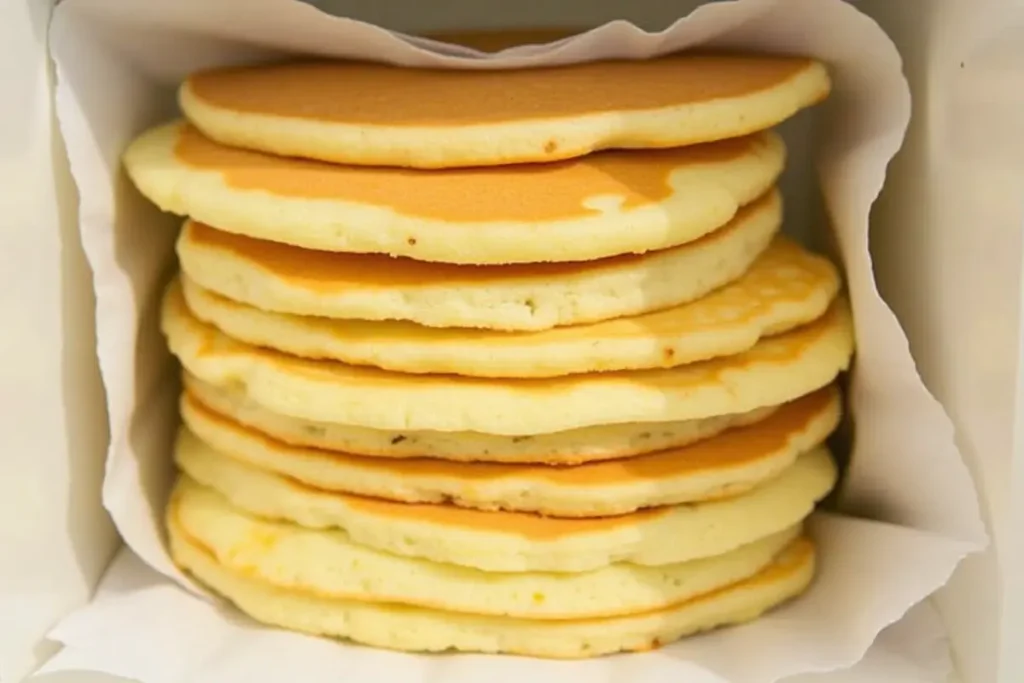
[862,2,1024,682]
[0,1,117,680]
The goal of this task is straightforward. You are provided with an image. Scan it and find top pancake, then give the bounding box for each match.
[179,54,830,169]
[123,121,784,264]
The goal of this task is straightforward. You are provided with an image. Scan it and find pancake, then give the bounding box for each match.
[170,475,802,620]
[161,281,854,435]
[179,385,840,516]
[172,524,815,658]
[184,373,779,465]
[179,235,838,376]
[175,432,837,572]
[176,188,781,331]
[124,121,785,265]
[177,54,829,169]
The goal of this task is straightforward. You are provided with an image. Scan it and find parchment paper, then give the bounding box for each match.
[45,0,986,681]
[37,530,955,683]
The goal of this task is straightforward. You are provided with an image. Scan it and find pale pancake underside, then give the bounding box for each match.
[178,386,841,517]
[171,524,815,658]
[161,280,854,435]
[183,373,779,465]
[171,475,802,620]
[175,188,782,331]
[124,121,785,264]
[179,235,839,376]
[175,432,837,572]
[179,55,829,170]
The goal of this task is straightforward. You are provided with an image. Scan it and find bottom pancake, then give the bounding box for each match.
[169,474,801,620]
[172,528,815,658]
[176,428,836,572]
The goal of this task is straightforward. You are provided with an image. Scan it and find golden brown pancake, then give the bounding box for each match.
[161,279,855,435]
[182,371,780,464]
[123,121,785,264]
[175,426,837,572]
[175,189,784,331]
[177,54,829,168]
[179,385,841,516]
[171,518,817,657]
[422,28,584,52]
[170,473,803,620]
[177,234,840,375]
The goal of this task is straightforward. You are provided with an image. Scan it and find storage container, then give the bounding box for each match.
[2,1,1020,681]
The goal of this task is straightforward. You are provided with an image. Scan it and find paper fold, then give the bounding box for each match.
[38,519,957,683]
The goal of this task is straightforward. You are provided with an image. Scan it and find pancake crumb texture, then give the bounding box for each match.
[182,372,782,464]
[125,120,786,264]
[170,474,806,620]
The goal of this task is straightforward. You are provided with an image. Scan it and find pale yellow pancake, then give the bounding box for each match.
[178,55,829,169]
[161,280,854,435]
[171,476,802,620]
[124,121,785,264]
[179,235,838,376]
[179,386,840,516]
[175,431,837,572]
[172,524,815,658]
[175,189,781,331]
[184,373,779,465]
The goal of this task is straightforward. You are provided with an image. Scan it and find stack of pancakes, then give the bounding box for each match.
[123,52,852,657]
